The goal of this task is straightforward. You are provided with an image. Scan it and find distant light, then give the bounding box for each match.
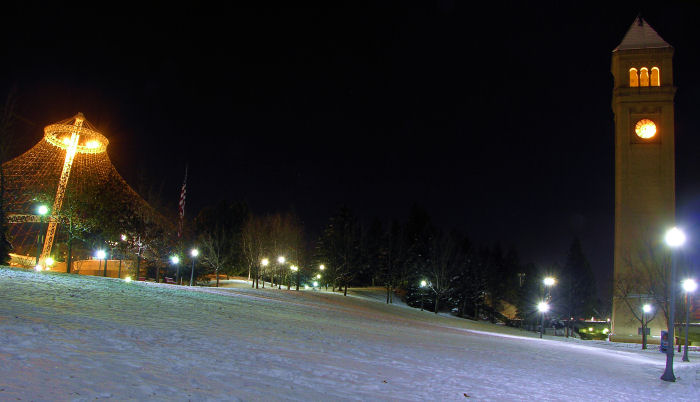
[261,258,269,266]
[191,249,199,257]
[170,255,180,264]
[543,277,555,286]
[537,302,549,313]
[665,227,686,248]
[588,327,594,332]
[316,274,321,279]
[121,234,127,241]
[319,264,325,270]
[290,265,298,271]
[603,328,610,334]
[86,140,100,149]
[62,137,70,144]
[125,276,132,282]
[643,304,652,313]
[682,278,697,293]
[313,281,318,287]
[304,285,309,289]
[95,250,106,260]
[37,205,49,216]
[34,264,43,271]
[420,280,427,287]
[278,256,285,264]
[45,257,55,266]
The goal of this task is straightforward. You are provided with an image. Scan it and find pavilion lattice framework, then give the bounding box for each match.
[2,113,167,264]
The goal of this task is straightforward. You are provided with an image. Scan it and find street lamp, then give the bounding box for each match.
[662,227,685,382]
[538,301,549,338]
[170,255,180,284]
[259,258,269,289]
[189,249,199,286]
[542,277,555,336]
[682,278,697,362]
[290,265,299,290]
[277,256,286,289]
[642,304,652,349]
[420,280,427,311]
[35,204,49,265]
[95,249,107,277]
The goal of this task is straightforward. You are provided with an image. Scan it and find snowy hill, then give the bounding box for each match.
[1,267,698,401]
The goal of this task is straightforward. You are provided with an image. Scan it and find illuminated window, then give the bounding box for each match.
[629,68,639,87]
[651,67,660,86]
[640,68,649,87]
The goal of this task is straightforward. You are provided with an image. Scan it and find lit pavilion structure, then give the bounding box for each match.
[2,113,166,268]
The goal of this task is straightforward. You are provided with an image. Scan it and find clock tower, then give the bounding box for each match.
[611,17,676,342]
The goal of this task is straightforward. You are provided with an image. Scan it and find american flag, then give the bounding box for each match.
[178,165,188,238]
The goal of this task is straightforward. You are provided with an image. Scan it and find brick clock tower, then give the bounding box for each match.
[611,17,676,342]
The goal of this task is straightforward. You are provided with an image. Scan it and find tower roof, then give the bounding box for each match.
[614,16,671,51]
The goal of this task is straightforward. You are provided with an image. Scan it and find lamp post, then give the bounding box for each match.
[290,265,299,290]
[189,249,199,286]
[35,204,49,266]
[259,258,269,289]
[661,227,685,382]
[682,278,697,362]
[319,264,326,290]
[170,255,180,284]
[538,301,549,338]
[642,304,652,349]
[420,280,427,311]
[542,277,555,336]
[96,249,107,277]
[277,256,285,289]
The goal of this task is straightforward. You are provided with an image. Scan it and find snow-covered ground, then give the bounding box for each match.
[1,267,698,401]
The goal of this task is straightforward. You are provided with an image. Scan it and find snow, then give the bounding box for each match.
[0,267,698,401]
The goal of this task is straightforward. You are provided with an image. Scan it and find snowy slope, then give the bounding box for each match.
[0,267,698,401]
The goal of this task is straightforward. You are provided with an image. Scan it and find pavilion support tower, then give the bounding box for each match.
[611,17,676,342]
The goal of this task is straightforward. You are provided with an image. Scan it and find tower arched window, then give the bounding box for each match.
[629,68,639,87]
[640,67,650,87]
[651,67,660,86]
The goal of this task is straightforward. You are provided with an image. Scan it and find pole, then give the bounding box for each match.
[540,311,545,339]
[644,310,647,349]
[683,293,690,362]
[103,255,107,277]
[661,249,677,382]
[190,259,195,286]
[35,217,43,266]
[420,289,424,311]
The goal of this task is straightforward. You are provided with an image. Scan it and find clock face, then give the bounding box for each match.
[635,119,657,139]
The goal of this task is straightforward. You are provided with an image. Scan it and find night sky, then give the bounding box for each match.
[2,2,700,299]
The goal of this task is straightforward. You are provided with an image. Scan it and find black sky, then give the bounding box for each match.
[2,2,700,299]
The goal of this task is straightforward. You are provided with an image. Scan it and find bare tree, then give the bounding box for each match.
[199,230,230,287]
[615,270,659,349]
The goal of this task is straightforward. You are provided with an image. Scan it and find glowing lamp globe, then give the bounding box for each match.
[124,276,132,282]
[170,255,180,264]
[95,250,106,260]
[665,227,686,248]
[543,277,555,286]
[643,304,652,313]
[278,256,285,264]
[537,302,549,313]
[191,249,199,258]
[420,280,427,287]
[37,205,49,216]
[682,279,697,293]
[261,258,269,266]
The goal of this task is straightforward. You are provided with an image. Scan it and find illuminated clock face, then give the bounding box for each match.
[635,119,657,139]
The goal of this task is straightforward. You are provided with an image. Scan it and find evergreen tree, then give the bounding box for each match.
[561,237,597,334]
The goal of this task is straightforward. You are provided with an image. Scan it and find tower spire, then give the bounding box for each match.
[614,16,671,51]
